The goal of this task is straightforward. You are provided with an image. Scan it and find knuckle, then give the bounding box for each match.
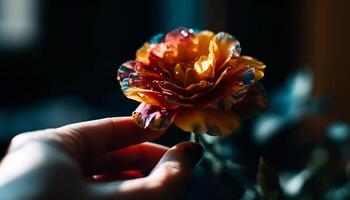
[9,129,56,151]
[10,133,32,148]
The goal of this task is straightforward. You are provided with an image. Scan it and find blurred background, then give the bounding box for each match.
[1,0,350,199]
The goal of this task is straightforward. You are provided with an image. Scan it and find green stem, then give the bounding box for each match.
[190,132,200,143]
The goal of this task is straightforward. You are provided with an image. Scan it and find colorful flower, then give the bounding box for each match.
[117,28,266,135]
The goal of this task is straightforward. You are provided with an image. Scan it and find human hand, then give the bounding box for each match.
[0,117,203,200]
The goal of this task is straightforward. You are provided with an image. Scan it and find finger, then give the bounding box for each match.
[90,142,203,200]
[146,142,203,199]
[86,142,169,176]
[92,170,145,182]
[55,117,165,161]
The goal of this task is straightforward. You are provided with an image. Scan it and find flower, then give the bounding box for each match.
[117,28,266,135]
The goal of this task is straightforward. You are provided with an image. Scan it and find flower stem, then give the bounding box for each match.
[190,132,200,143]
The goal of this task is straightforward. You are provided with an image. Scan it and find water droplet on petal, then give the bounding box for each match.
[120,79,130,90]
[180,29,189,37]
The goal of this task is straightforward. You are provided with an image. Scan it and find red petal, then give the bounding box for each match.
[132,103,178,131]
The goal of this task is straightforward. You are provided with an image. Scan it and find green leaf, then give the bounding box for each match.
[257,158,285,200]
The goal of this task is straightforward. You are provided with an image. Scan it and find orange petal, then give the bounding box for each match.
[123,87,165,107]
[197,56,266,107]
[174,107,240,136]
[212,32,241,72]
[195,30,215,58]
[157,80,213,99]
[193,32,240,80]
[136,33,165,65]
[184,68,201,87]
[136,43,156,65]
[173,63,186,86]
[226,56,266,82]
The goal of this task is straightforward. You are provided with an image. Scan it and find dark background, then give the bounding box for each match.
[1,0,349,164]
[2,0,350,199]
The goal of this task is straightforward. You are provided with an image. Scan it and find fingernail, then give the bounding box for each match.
[184,142,203,167]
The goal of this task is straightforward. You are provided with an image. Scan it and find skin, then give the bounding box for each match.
[0,117,203,200]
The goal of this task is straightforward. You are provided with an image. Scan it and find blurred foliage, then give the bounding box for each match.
[257,158,284,200]
[188,69,350,200]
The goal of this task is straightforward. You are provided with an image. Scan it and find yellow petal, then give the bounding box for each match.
[193,32,240,79]
[255,70,265,81]
[193,31,217,79]
[174,107,240,136]
[193,53,215,79]
[136,43,155,65]
[123,87,163,107]
[195,30,215,57]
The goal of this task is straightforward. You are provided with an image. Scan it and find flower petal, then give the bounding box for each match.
[118,61,178,108]
[174,107,240,136]
[193,53,215,79]
[193,32,240,80]
[132,103,177,131]
[198,56,265,107]
[184,67,202,87]
[194,30,215,57]
[164,27,197,62]
[232,83,268,118]
[212,32,241,72]
[136,33,165,65]
[173,63,186,85]
[149,28,198,69]
[123,88,166,107]
[136,43,155,65]
[158,79,213,98]
[117,60,136,82]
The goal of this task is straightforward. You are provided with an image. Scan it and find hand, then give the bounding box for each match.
[0,117,203,200]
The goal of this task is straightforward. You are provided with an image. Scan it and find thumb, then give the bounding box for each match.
[147,141,203,199]
[91,142,203,200]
